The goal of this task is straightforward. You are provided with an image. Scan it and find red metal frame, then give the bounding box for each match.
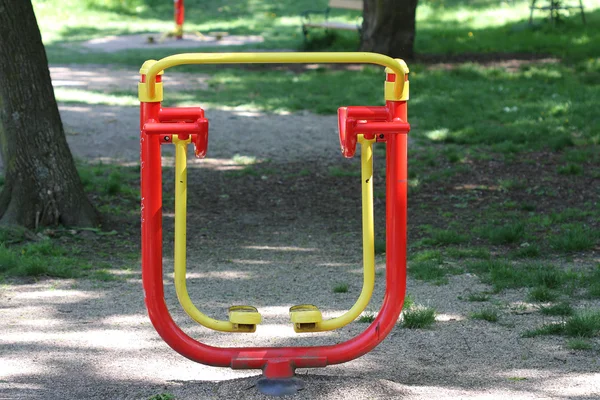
[140,69,409,379]
[174,0,184,39]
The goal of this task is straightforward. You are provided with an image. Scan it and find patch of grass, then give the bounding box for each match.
[409,260,462,285]
[357,313,376,323]
[402,305,436,329]
[498,178,525,191]
[0,242,83,279]
[374,238,386,255]
[522,323,565,338]
[232,154,257,165]
[540,302,574,316]
[423,228,469,246]
[148,394,175,400]
[445,247,490,259]
[403,294,414,310]
[557,163,584,175]
[549,226,597,252]
[91,269,118,282]
[333,283,348,293]
[470,307,499,322]
[484,222,525,245]
[466,260,576,293]
[563,310,600,338]
[0,227,27,245]
[328,166,361,177]
[224,166,261,178]
[523,310,600,338]
[528,286,558,302]
[586,267,600,298]
[467,292,490,302]
[566,338,593,350]
[510,244,540,259]
[411,249,443,263]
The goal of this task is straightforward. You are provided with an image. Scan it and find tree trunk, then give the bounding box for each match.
[360,0,419,59]
[0,0,99,228]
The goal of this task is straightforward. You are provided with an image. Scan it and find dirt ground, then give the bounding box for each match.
[0,64,599,400]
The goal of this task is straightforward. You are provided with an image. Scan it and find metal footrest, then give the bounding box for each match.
[289,304,323,333]
[228,305,262,333]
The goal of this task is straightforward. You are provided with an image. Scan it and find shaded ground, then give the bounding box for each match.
[0,65,599,399]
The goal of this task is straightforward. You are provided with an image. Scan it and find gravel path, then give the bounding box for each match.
[0,65,598,400]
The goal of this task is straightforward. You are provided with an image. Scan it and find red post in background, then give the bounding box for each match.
[174,0,184,39]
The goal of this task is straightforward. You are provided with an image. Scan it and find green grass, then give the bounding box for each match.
[0,227,28,245]
[402,305,437,329]
[0,241,87,279]
[540,302,574,316]
[470,307,499,322]
[557,163,584,175]
[424,228,469,246]
[566,338,593,350]
[510,245,541,259]
[467,292,490,302]
[357,313,376,323]
[483,222,525,245]
[148,394,175,400]
[523,309,600,338]
[333,283,349,293]
[549,225,598,252]
[374,238,386,255]
[528,286,558,302]
[466,261,575,293]
[409,260,463,285]
[564,310,600,337]
[445,247,490,260]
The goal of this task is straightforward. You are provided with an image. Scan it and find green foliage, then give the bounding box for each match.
[402,305,437,329]
[528,286,558,302]
[445,247,490,259]
[467,292,490,302]
[0,227,27,245]
[374,238,386,255]
[0,241,82,279]
[148,394,175,400]
[357,313,375,323]
[409,260,462,285]
[557,163,584,175]
[470,307,499,322]
[333,283,348,293]
[540,302,574,316]
[564,311,600,338]
[566,338,593,350]
[484,222,525,245]
[549,225,598,252]
[510,245,540,259]
[466,261,573,293]
[523,309,600,338]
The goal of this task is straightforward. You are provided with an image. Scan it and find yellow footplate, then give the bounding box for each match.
[228,306,262,333]
[290,304,323,333]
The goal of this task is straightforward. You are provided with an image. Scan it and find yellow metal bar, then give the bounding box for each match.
[140,52,408,102]
[316,134,376,331]
[172,136,254,332]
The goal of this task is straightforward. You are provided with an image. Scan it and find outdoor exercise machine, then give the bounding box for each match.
[139,52,410,395]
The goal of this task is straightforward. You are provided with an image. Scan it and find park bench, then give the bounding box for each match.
[301,0,363,41]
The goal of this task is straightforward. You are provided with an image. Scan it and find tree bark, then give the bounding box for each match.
[0,0,99,228]
[360,0,419,59]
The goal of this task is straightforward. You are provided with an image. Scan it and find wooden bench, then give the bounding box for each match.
[301,0,363,41]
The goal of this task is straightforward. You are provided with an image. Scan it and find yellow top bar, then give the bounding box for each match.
[141,52,409,101]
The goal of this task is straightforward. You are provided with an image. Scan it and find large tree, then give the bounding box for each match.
[360,0,419,59]
[0,0,99,228]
